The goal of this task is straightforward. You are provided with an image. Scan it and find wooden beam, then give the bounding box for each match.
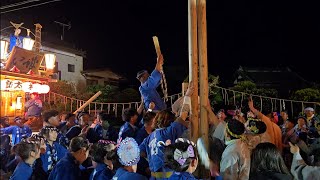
[188,0,199,143]
[198,0,209,150]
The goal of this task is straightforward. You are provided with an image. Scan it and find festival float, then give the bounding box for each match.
[0,22,56,120]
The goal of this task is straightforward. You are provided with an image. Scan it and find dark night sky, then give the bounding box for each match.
[1,0,320,93]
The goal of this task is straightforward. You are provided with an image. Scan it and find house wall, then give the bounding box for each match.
[41,46,86,86]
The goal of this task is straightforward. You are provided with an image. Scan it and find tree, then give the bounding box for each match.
[291,88,320,102]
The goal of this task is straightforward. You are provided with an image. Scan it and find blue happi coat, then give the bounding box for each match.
[139,118,188,172]
[90,163,114,180]
[40,141,68,172]
[112,167,147,180]
[48,153,82,180]
[139,69,166,111]
[0,125,32,145]
[10,162,33,180]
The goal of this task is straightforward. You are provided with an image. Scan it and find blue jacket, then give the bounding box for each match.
[10,162,33,180]
[48,153,82,180]
[135,126,150,145]
[139,118,188,172]
[90,163,113,180]
[139,69,166,111]
[118,122,138,142]
[40,142,68,172]
[66,125,100,143]
[94,124,118,142]
[168,172,198,180]
[25,98,42,117]
[112,167,147,180]
[1,125,32,145]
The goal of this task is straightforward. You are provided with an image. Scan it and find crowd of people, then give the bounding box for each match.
[1,55,320,180]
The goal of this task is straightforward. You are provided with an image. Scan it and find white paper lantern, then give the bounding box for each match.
[23,37,35,51]
[11,80,23,91]
[22,82,33,93]
[38,84,50,94]
[45,54,56,70]
[31,83,41,93]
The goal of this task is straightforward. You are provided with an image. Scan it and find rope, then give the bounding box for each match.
[160,69,168,102]
[214,85,319,104]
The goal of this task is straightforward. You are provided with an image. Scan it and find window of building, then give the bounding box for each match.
[68,64,75,72]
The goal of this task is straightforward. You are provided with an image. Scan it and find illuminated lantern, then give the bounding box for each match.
[45,53,56,70]
[38,84,50,94]
[16,95,22,110]
[1,40,9,60]
[11,80,23,91]
[22,29,35,51]
[1,79,13,90]
[22,82,33,93]
[31,83,41,93]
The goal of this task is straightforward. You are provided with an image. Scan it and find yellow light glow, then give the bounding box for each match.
[16,96,22,110]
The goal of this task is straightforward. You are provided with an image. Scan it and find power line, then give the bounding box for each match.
[0,0,41,10]
[0,0,62,14]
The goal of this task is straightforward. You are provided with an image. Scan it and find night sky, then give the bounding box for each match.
[1,0,320,93]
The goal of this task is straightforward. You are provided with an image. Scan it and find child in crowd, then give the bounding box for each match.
[0,116,32,145]
[10,136,41,180]
[89,140,119,180]
[48,136,90,180]
[112,137,147,180]
[164,138,198,180]
[39,126,68,175]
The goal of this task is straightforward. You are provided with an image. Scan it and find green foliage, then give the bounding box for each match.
[48,81,140,104]
[290,88,320,102]
[231,81,278,97]
[48,80,76,97]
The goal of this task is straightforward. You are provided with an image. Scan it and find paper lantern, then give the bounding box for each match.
[11,80,23,91]
[23,29,34,51]
[22,82,33,93]
[38,84,50,94]
[45,54,56,70]
[1,40,9,60]
[23,37,35,51]
[31,83,41,93]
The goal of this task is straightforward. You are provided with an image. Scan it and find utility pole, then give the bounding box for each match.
[54,21,71,41]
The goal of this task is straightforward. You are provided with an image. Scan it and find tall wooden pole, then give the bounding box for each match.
[188,0,199,143]
[198,0,209,150]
